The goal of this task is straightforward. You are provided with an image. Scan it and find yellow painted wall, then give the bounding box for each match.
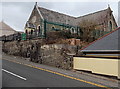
[73,57,120,79]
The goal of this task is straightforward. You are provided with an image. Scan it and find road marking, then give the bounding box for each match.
[2,69,27,81]
[3,58,111,89]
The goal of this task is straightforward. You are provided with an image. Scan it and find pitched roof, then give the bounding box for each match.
[81,27,120,52]
[38,7,77,26]
[0,21,16,32]
[38,6,114,26]
[76,8,109,25]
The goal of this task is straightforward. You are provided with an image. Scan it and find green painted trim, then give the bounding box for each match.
[41,19,78,28]
[21,33,26,40]
[44,20,47,38]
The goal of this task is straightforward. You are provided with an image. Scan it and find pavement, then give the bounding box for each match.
[2,53,120,89]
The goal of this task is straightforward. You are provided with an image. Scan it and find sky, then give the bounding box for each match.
[0,1,119,32]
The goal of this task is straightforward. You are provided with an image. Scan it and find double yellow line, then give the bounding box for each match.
[3,58,111,89]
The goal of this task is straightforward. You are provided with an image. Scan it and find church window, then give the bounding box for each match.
[70,27,75,33]
[25,30,28,34]
[31,30,33,34]
[72,28,74,33]
[109,21,112,31]
[38,26,41,33]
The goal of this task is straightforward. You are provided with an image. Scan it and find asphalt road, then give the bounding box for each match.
[2,59,97,88]
[2,56,115,89]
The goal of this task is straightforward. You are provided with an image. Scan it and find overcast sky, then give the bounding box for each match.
[0,1,119,32]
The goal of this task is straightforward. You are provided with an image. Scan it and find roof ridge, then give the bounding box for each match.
[38,6,108,19]
[77,8,108,18]
[38,6,76,19]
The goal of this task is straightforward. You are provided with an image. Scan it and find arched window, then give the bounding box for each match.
[109,21,112,31]
[70,27,75,33]
[38,26,41,33]
[31,30,33,34]
[72,28,74,33]
[25,30,28,34]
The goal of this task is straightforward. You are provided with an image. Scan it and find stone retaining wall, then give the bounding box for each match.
[2,39,79,70]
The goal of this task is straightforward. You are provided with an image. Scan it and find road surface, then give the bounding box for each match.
[2,54,119,89]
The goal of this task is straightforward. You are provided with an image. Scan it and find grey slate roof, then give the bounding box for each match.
[38,7,77,26]
[81,27,120,52]
[76,8,109,25]
[38,6,113,27]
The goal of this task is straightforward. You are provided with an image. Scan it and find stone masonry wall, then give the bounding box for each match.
[2,39,78,70]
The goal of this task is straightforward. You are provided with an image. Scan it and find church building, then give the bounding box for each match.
[25,3,117,39]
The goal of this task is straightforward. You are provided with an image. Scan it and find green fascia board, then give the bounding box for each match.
[41,19,78,28]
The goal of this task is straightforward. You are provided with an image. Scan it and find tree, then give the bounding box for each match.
[79,19,97,42]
